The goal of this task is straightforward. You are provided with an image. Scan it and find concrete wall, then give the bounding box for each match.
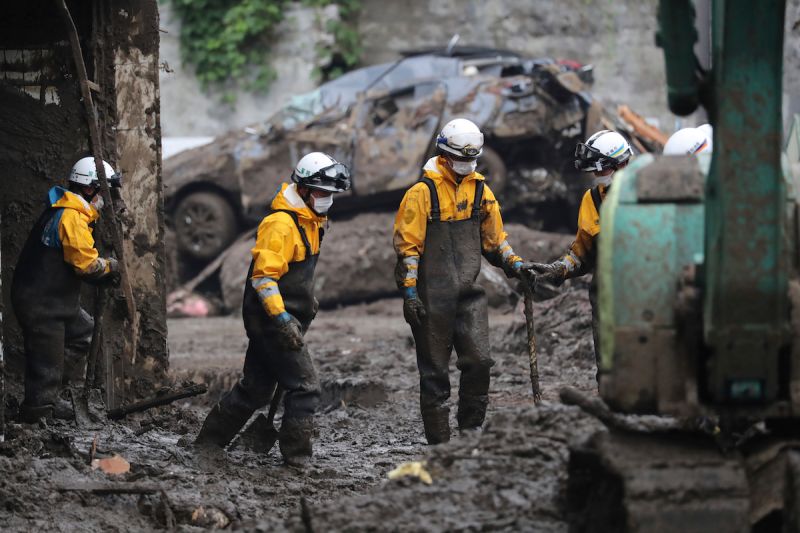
[160,0,800,137]
[159,2,339,137]
[0,0,167,404]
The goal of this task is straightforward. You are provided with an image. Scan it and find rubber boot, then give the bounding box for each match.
[279,417,314,468]
[195,403,251,449]
[457,394,488,431]
[421,406,450,445]
[19,398,73,423]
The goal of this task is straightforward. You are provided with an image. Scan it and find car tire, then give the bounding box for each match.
[173,191,237,262]
[477,146,507,195]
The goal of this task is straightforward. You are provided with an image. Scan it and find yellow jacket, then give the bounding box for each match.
[393,156,521,289]
[562,184,606,278]
[250,183,325,317]
[44,187,111,278]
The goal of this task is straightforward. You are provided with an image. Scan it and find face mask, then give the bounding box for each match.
[594,171,614,187]
[450,158,477,176]
[311,194,334,214]
[91,193,104,213]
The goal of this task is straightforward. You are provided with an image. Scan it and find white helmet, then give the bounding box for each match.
[696,123,713,152]
[69,157,121,187]
[437,118,484,159]
[291,152,351,193]
[663,127,711,155]
[574,130,632,172]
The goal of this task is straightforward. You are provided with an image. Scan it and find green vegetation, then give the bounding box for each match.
[168,0,361,100]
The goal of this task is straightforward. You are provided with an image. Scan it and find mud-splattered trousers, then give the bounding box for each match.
[11,206,95,413]
[198,209,320,460]
[411,178,494,444]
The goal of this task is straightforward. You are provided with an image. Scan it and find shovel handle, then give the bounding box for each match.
[266,386,284,426]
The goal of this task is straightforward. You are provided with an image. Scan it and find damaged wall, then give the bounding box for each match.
[0,0,167,404]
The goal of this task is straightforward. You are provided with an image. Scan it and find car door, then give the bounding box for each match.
[350,81,447,195]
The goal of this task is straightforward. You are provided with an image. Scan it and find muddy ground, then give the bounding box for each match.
[0,278,603,531]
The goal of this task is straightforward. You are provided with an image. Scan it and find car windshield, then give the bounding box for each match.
[270,56,461,129]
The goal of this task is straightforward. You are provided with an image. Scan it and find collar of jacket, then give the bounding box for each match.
[48,186,99,222]
[424,156,485,187]
[271,182,326,223]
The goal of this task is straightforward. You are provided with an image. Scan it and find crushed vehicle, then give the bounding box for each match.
[165,46,657,262]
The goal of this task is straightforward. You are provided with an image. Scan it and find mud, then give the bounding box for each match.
[1,277,598,531]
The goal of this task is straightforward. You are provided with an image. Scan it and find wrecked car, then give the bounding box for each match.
[165,47,647,262]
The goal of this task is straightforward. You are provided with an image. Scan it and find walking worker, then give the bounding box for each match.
[12,157,121,423]
[195,152,350,468]
[393,118,535,445]
[527,130,633,379]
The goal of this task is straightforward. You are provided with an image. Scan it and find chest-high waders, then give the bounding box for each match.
[412,178,494,444]
[196,210,321,462]
[11,206,94,422]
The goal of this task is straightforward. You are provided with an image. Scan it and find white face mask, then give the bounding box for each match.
[594,171,614,187]
[91,193,104,213]
[450,159,477,176]
[311,194,334,214]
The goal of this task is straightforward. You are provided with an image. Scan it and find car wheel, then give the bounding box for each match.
[173,191,237,262]
[477,146,507,195]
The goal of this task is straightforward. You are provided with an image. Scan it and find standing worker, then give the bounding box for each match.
[527,130,633,380]
[12,157,121,423]
[195,152,350,468]
[393,118,535,445]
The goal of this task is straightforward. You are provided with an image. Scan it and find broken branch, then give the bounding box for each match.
[107,384,208,420]
[55,0,139,407]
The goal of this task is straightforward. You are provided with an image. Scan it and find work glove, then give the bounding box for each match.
[102,258,121,287]
[275,313,305,351]
[311,297,320,321]
[528,262,567,287]
[402,288,427,328]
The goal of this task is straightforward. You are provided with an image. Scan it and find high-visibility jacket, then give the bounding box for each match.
[249,183,326,317]
[562,184,607,278]
[393,156,521,289]
[44,186,111,277]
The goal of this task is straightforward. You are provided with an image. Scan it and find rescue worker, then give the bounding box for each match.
[12,157,121,423]
[393,118,535,445]
[195,152,350,467]
[527,130,633,380]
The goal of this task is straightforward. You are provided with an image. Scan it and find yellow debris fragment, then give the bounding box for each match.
[387,461,433,485]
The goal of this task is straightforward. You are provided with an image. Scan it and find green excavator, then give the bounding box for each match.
[567,1,800,531]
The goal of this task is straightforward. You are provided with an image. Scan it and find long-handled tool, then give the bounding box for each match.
[234,385,284,454]
[522,278,542,405]
[72,287,110,426]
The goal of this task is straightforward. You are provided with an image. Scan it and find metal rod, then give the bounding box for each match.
[523,282,542,405]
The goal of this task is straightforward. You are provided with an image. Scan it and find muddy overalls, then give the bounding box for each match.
[413,177,494,444]
[197,209,321,460]
[12,204,94,420]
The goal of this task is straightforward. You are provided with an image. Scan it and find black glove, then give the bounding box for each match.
[311,297,320,321]
[507,260,539,280]
[529,262,567,287]
[276,314,304,351]
[402,289,427,328]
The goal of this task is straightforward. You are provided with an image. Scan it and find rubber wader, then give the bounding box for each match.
[196,209,321,465]
[412,177,494,444]
[12,204,91,422]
